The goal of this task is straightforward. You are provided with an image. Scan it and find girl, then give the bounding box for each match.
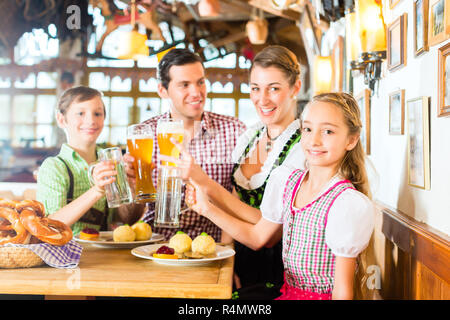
[37,86,143,235]
[162,45,305,291]
[186,92,375,300]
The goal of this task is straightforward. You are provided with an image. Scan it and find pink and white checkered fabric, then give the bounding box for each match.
[141,111,246,242]
[280,169,355,298]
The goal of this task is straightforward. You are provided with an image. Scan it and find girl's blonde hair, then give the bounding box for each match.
[304,92,371,198]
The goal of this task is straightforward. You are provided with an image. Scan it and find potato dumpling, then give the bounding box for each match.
[131,221,152,241]
[113,225,135,242]
[169,231,192,253]
[191,232,216,255]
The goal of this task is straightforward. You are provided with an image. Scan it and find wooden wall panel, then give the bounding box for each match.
[358,202,450,300]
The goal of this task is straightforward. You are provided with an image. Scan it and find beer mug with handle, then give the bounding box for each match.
[127,124,157,203]
[88,147,133,208]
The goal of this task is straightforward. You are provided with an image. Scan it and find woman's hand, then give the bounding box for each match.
[159,138,209,184]
[185,181,211,216]
[90,160,117,195]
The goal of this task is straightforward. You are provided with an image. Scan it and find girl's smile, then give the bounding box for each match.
[301,101,358,170]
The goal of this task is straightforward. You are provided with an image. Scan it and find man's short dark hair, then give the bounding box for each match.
[157,48,204,89]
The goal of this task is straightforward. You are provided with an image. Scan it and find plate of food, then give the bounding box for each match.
[74,221,164,248]
[131,231,235,266]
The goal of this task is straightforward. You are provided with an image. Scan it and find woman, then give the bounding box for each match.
[163,45,305,293]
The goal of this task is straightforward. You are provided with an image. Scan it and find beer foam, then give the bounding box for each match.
[157,121,184,133]
[128,134,152,140]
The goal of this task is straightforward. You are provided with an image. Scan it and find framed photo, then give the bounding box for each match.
[438,42,450,116]
[387,13,407,71]
[407,97,430,189]
[390,0,402,8]
[331,36,344,92]
[429,0,450,46]
[414,0,429,56]
[299,3,320,58]
[356,89,371,155]
[389,89,405,135]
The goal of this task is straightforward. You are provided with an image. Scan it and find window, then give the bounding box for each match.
[1,5,253,149]
[239,99,259,127]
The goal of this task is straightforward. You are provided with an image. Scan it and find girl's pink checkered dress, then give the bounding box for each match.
[276,169,355,300]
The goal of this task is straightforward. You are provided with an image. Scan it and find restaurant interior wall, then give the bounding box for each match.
[350,0,450,236]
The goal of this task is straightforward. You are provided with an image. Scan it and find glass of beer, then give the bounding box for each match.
[157,118,184,167]
[127,124,157,203]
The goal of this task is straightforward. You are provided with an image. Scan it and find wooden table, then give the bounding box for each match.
[0,244,234,299]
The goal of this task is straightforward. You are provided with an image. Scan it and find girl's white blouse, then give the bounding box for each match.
[261,166,376,258]
[231,119,305,190]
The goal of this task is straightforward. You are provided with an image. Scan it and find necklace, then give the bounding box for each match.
[265,128,281,152]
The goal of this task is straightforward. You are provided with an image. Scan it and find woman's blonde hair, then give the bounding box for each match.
[304,92,371,198]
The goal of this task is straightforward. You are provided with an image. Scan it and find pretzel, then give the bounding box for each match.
[0,217,13,231]
[15,200,45,217]
[0,207,30,245]
[20,209,72,246]
[0,199,19,210]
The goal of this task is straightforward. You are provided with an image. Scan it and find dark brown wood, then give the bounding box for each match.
[376,201,450,300]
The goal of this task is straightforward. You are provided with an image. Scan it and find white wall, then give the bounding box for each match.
[332,1,450,235]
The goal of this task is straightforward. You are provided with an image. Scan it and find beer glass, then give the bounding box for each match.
[89,147,133,208]
[154,166,182,228]
[156,119,184,167]
[127,124,157,203]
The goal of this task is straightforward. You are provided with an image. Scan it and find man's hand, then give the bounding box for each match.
[123,153,137,189]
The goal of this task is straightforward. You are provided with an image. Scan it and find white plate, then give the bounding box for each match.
[131,243,235,266]
[74,231,165,248]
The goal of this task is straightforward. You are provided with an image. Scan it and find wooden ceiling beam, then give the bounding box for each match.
[247,0,301,21]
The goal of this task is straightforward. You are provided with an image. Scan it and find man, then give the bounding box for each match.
[124,48,246,242]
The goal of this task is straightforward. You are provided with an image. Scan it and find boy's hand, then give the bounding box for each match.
[91,160,117,194]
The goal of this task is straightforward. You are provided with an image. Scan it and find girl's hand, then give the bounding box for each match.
[91,160,117,195]
[185,180,211,216]
[159,138,208,184]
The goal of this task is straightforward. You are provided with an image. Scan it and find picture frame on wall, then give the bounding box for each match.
[389,89,405,135]
[414,0,429,56]
[407,96,430,190]
[387,13,407,71]
[429,0,450,46]
[356,89,371,155]
[331,36,344,92]
[438,42,450,116]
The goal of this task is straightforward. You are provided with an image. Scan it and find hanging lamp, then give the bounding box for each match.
[117,0,149,60]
